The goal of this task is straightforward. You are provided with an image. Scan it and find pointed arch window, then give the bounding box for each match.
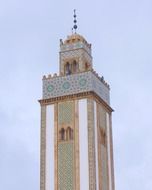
[65,62,71,75]
[100,128,106,146]
[59,128,65,141]
[66,127,74,141]
[85,62,89,71]
[72,60,79,73]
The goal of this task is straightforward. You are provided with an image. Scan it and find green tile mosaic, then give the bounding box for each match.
[58,143,74,190]
[58,102,74,125]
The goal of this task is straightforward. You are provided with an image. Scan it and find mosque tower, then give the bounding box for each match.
[39,10,115,190]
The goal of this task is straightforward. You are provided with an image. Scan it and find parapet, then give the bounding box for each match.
[42,71,110,105]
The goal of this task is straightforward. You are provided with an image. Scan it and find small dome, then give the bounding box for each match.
[64,34,89,46]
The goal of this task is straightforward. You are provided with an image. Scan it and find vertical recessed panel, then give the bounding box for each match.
[58,143,74,190]
[79,99,89,190]
[106,113,112,190]
[46,105,54,190]
[94,102,99,190]
[57,101,75,190]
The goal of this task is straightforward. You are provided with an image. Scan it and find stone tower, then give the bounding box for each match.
[39,32,115,190]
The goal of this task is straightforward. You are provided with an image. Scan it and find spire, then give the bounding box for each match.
[73,9,78,34]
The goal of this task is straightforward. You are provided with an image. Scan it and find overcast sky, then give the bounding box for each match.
[0,0,152,190]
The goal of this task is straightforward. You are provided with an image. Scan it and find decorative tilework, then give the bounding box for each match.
[60,48,92,74]
[62,81,71,90]
[58,143,74,190]
[58,102,74,125]
[60,41,91,55]
[43,71,110,105]
[40,31,115,190]
[79,78,87,86]
[47,84,54,92]
[60,49,91,62]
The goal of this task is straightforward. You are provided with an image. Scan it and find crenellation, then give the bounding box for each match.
[42,71,110,104]
[92,69,110,89]
[48,74,52,79]
[60,39,63,46]
[40,25,114,190]
[42,75,47,80]
[43,69,110,89]
[43,73,61,80]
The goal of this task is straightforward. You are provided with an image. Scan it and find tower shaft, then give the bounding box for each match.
[39,33,115,190]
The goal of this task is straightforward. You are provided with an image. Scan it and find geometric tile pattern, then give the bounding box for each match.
[60,41,91,55]
[43,71,110,105]
[58,143,74,190]
[58,102,74,125]
[60,47,92,73]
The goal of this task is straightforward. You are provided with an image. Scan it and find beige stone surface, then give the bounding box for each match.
[40,106,46,190]
[40,33,115,190]
[87,98,96,190]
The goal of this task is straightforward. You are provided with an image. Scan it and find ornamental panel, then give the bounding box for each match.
[58,143,74,190]
[58,102,74,125]
[43,71,110,105]
[60,41,91,55]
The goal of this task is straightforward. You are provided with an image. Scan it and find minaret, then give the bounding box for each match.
[39,10,115,190]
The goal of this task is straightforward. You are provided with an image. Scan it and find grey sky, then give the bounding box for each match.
[0,0,152,189]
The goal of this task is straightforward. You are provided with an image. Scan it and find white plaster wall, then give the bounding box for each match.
[94,101,99,190]
[46,105,54,190]
[79,99,89,190]
[106,113,112,190]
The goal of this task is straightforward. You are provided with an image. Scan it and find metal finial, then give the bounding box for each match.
[73,9,78,34]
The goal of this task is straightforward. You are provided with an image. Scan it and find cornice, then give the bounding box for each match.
[38,91,114,113]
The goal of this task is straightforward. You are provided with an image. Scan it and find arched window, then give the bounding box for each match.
[85,62,89,70]
[66,127,73,141]
[72,60,79,73]
[70,128,74,140]
[100,128,106,146]
[65,62,71,75]
[59,128,65,141]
